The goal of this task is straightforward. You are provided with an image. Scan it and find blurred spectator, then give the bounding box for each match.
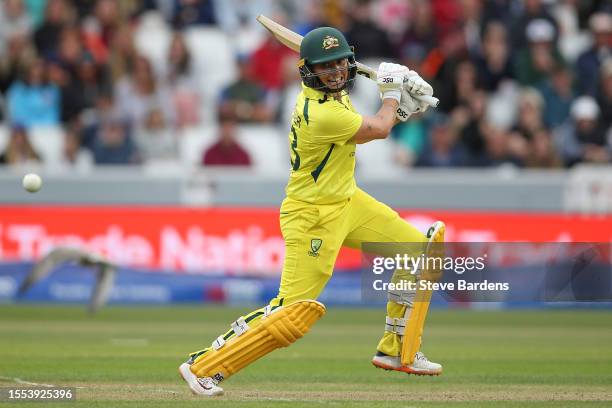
[293,0,327,36]
[344,0,394,59]
[90,116,139,165]
[515,19,566,86]
[556,96,610,165]
[115,55,175,128]
[219,55,273,123]
[524,128,562,168]
[511,0,558,49]
[575,12,612,96]
[0,125,41,165]
[0,32,37,94]
[82,0,132,63]
[7,59,61,127]
[47,58,85,124]
[171,0,217,29]
[596,58,612,130]
[56,26,86,73]
[453,90,490,165]
[107,25,138,82]
[213,0,273,34]
[133,107,178,161]
[0,0,33,53]
[371,0,411,39]
[537,65,575,129]
[23,0,47,28]
[475,21,514,92]
[458,0,485,56]
[507,88,547,164]
[250,28,298,92]
[439,59,480,113]
[166,32,200,128]
[392,120,426,167]
[202,115,251,166]
[78,54,112,112]
[396,0,438,74]
[59,126,94,171]
[416,115,467,167]
[34,0,74,57]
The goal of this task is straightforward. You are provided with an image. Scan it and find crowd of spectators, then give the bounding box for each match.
[0,0,610,170]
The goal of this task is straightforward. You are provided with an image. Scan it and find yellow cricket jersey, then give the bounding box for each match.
[285,84,363,204]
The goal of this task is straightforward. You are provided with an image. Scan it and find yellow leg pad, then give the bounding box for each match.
[400,221,445,366]
[191,300,325,381]
[400,290,433,366]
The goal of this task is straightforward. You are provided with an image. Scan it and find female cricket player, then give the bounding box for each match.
[179,27,444,396]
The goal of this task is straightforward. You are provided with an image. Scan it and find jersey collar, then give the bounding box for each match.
[302,83,327,100]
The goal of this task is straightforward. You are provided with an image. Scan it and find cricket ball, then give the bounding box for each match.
[22,173,42,193]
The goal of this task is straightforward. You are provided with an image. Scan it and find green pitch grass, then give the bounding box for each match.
[1,305,611,407]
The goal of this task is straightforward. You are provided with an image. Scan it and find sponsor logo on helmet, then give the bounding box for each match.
[322,36,340,50]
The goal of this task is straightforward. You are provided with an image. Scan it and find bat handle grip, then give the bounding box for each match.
[413,94,440,108]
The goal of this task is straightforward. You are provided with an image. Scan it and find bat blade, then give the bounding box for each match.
[256,15,302,53]
[256,15,439,107]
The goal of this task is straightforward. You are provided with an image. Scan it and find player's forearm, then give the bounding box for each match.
[351,99,399,144]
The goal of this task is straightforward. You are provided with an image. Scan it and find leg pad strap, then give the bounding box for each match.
[190,300,325,382]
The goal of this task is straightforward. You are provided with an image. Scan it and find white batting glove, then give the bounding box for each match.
[395,88,419,122]
[377,62,407,103]
[404,70,434,113]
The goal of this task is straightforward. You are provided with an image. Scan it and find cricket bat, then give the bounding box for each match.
[256,15,439,108]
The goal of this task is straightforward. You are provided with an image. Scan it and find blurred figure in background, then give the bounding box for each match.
[515,19,566,86]
[171,0,217,29]
[537,64,575,129]
[81,0,129,63]
[0,124,41,165]
[219,54,273,123]
[511,0,558,48]
[575,12,612,96]
[475,21,514,92]
[524,128,562,168]
[59,125,94,171]
[166,32,200,128]
[344,0,394,59]
[89,115,139,165]
[596,58,612,130]
[115,55,175,128]
[556,96,610,166]
[106,24,138,82]
[202,114,251,167]
[34,0,74,57]
[133,107,178,161]
[0,0,33,53]
[416,114,466,167]
[0,31,37,95]
[7,58,61,128]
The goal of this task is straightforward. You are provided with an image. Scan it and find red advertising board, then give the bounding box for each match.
[0,206,610,275]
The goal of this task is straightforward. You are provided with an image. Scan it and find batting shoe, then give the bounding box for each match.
[372,351,442,376]
[179,362,224,396]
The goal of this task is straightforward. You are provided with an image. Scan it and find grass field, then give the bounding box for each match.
[1,305,611,407]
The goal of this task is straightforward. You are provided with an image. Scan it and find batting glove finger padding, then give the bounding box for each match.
[404,71,434,113]
[377,62,408,103]
[396,89,419,122]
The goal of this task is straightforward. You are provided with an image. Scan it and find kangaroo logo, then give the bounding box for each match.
[309,239,323,257]
[322,36,339,50]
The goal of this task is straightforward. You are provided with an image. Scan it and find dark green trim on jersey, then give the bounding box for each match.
[290,126,301,171]
[311,145,335,182]
[303,98,310,124]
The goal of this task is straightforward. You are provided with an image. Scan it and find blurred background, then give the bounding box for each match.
[0,0,611,308]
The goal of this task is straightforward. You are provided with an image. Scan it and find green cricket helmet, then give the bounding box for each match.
[298,27,357,93]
